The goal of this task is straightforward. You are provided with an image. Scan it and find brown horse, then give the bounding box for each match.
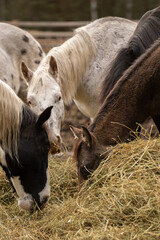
[72,37,160,186]
[100,6,160,137]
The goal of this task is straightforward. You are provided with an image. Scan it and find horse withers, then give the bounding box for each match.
[72,37,160,186]
[0,80,52,211]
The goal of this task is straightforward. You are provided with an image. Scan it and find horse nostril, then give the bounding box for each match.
[56,136,61,146]
[42,195,49,205]
[85,163,93,171]
[80,166,91,180]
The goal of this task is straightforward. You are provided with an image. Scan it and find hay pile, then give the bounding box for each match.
[1,137,160,239]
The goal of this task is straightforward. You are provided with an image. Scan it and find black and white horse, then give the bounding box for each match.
[0,80,52,211]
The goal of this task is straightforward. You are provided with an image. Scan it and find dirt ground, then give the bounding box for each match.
[61,102,90,151]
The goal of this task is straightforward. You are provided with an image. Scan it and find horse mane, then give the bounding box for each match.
[91,38,160,132]
[48,29,95,104]
[100,6,160,103]
[0,80,23,158]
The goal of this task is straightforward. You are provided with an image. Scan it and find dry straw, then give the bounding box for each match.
[1,136,160,239]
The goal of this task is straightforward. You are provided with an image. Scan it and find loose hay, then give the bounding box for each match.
[1,138,160,239]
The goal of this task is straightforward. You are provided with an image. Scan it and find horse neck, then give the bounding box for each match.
[90,41,160,146]
[49,30,95,104]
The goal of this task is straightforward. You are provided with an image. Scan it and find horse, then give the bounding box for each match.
[72,37,160,186]
[21,17,137,150]
[0,79,52,211]
[0,22,45,102]
[99,6,160,135]
[101,5,160,101]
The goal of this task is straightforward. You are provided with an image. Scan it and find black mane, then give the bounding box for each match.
[100,6,160,103]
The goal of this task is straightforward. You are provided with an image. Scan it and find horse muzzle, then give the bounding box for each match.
[18,194,49,211]
[49,141,61,154]
[18,195,34,211]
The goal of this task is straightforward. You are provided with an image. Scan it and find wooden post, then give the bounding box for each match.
[126,0,133,19]
[0,0,6,20]
[90,0,98,20]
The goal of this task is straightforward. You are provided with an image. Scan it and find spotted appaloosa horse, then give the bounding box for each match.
[72,38,160,186]
[21,17,137,149]
[0,22,45,102]
[0,79,52,211]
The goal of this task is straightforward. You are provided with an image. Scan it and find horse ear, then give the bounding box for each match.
[48,56,58,78]
[70,125,83,139]
[82,126,93,148]
[21,62,33,84]
[36,106,53,129]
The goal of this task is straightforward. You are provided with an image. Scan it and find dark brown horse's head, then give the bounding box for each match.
[71,126,105,187]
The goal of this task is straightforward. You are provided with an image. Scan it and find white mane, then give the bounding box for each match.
[0,80,22,157]
[46,30,95,104]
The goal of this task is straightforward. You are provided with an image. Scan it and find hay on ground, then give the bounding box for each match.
[1,137,160,239]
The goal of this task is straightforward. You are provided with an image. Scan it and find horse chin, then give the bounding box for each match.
[49,142,61,154]
[18,195,34,211]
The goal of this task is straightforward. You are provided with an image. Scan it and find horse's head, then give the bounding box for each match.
[4,106,52,211]
[21,57,64,154]
[71,126,105,186]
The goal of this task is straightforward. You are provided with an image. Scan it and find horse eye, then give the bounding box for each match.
[58,96,61,101]
[28,100,32,105]
[55,95,61,103]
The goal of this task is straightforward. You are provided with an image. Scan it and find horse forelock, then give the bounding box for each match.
[100,5,160,103]
[0,81,23,159]
[48,30,95,104]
